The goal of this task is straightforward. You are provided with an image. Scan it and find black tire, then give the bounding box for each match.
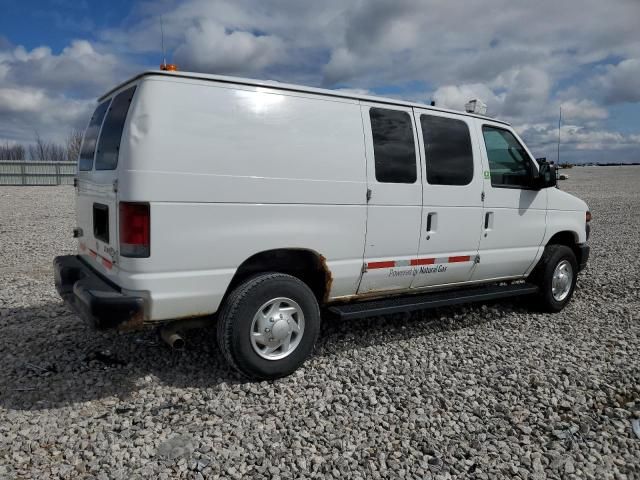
[530,244,578,313]
[216,273,321,380]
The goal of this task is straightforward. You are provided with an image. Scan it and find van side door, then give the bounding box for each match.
[472,122,547,281]
[410,109,484,289]
[357,104,423,294]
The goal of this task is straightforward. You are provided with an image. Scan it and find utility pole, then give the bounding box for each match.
[557,105,562,165]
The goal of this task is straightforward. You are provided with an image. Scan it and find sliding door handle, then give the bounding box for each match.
[426,212,437,239]
[484,212,494,231]
[426,212,437,232]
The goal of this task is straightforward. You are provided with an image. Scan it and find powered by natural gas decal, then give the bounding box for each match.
[366,255,473,274]
[389,263,448,277]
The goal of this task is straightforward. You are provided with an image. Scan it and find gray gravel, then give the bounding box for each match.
[1,167,639,479]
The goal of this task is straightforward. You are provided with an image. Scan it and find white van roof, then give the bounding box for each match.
[100,70,510,126]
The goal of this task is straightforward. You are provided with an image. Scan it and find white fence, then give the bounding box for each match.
[0,161,76,185]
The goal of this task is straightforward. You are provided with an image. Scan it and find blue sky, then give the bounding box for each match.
[1,0,639,163]
[2,0,132,51]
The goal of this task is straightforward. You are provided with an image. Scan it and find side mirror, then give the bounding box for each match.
[535,161,557,189]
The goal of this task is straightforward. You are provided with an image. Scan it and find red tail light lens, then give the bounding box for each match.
[119,202,150,257]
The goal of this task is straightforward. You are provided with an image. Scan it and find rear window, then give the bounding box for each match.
[78,101,109,171]
[95,86,136,171]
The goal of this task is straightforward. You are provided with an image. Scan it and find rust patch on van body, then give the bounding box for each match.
[319,255,333,304]
[117,310,145,332]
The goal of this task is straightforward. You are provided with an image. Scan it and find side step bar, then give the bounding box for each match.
[328,283,539,320]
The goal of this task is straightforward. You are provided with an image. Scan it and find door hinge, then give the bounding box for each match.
[366,188,372,202]
[474,255,481,264]
[113,179,118,193]
[481,191,485,202]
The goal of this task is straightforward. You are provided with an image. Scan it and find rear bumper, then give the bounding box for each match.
[54,255,144,330]
[577,244,590,271]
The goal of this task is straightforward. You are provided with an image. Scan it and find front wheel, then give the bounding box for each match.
[216,273,320,379]
[530,245,578,312]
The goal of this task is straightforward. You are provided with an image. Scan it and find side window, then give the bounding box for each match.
[78,101,109,171]
[95,86,137,171]
[421,115,473,185]
[482,126,533,188]
[369,108,417,184]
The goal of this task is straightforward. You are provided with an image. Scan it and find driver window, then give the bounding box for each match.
[482,126,533,188]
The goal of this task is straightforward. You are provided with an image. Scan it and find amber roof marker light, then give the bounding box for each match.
[160,63,178,71]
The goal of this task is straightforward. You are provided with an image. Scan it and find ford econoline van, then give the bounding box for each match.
[54,70,590,379]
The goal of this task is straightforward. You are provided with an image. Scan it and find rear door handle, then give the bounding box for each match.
[426,212,437,232]
[426,212,437,240]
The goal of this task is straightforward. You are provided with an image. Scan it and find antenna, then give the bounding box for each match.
[160,16,167,69]
[158,15,178,71]
[557,105,562,165]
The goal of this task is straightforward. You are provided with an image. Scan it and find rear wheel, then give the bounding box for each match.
[530,244,578,312]
[216,273,320,379]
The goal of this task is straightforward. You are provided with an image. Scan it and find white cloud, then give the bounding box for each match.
[593,58,640,104]
[560,100,608,121]
[432,83,503,114]
[0,86,94,144]
[432,67,552,120]
[173,19,284,74]
[0,40,130,144]
[501,67,551,118]
[0,88,46,112]
[4,40,130,96]
[334,87,374,96]
[516,123,640,158]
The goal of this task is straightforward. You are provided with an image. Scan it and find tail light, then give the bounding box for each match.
[119,202,150,257]
[586,211,592,223]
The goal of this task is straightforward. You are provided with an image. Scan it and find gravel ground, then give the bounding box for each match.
[0,167,639,479]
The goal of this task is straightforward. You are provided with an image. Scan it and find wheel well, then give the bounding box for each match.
[225,249,332,304]
[546,231,581,263]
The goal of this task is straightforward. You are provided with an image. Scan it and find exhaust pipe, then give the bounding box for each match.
[160,326,185,350]
[159,317,213,350]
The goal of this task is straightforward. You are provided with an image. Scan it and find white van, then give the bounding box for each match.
[54,70,591,379]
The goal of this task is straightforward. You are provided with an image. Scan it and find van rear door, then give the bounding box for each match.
[76,86,137,279]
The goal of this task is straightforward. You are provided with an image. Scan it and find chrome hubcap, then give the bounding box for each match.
[250,297,305,360]
[551,260,573,301]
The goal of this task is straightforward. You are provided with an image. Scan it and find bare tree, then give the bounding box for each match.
[0,141,26,160]
[66,128,84,162]
[29,130,47,161]
[29,132,66,162]
[1,130,81,162]
[29,132,47,161]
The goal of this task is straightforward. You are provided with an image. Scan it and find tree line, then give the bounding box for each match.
[0,130,83,162]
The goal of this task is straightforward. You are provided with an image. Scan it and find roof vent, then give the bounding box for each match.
[465,99,487,115]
